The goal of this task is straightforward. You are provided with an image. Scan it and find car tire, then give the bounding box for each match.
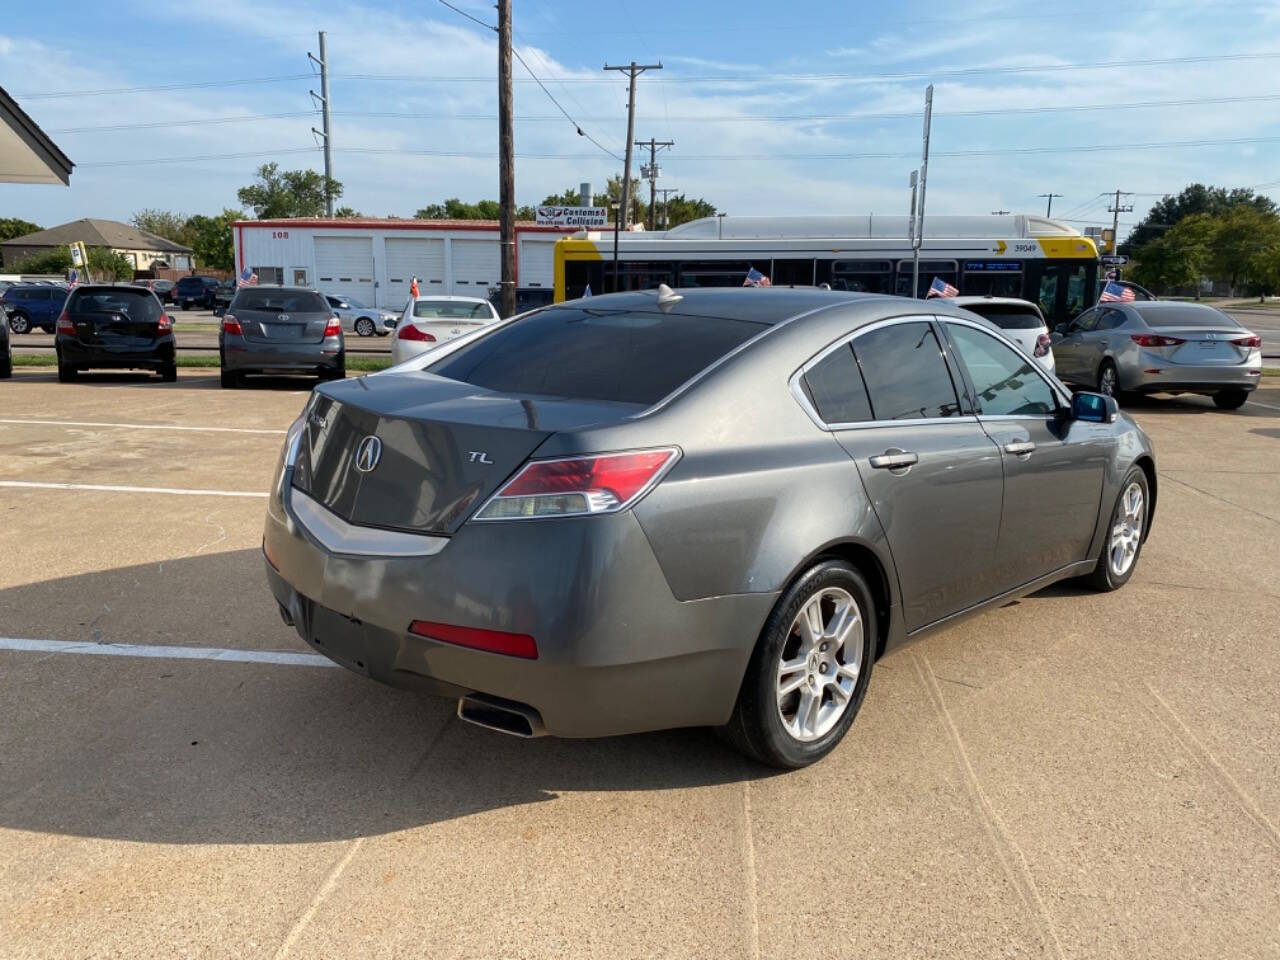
[219,367,241,389]
[721,559,876,769]
[1097,359,1120,400]
[159,363,177,383]
[9,312,30,335]
[1084,465,1149,592]
[354,317,375,337]
[322,362,347,382]
[0,347,11,379]
[1212,389,1248,410]
[57,361,77,383]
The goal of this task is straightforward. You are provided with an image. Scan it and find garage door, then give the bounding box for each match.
[314,236,375,305]
[385,237,446,308]
[450,238,501,295]
[519,238,555,288]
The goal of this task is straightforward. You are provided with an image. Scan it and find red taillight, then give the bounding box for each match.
[408,620,537,659]
[156,313,172,333]
[476,448,679,520]
[222,313,242,335]
[1231,334,1261,348]
[56,310,74,335]
[1033,333,1051,357]
[324,315,342,337]
[1130,334,1186,347]
[397,323,436,342]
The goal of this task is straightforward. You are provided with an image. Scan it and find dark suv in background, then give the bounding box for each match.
[174,275,219,310]
[2,284,67,334]
[55,284,176,382]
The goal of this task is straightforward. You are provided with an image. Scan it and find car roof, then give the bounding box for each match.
[553,287,890,324]
[234,285,317,295]
[411,294,494,304]
[949,296,1040,310]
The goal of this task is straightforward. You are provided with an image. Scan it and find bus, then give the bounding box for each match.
[553,214,1100,326]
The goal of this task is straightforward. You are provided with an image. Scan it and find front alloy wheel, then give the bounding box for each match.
[354,317,375,337]
[1085,465,1149,591]
[9,313,30,335]
[1098,361,1119,398]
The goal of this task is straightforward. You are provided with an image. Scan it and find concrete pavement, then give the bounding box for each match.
[0,370,1277,958]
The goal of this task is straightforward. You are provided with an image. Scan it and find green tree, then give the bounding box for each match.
[334,205,362,218]
[1248,237,1280,299]
[130,209,194,247]
[0,217,41,242]
[236,162,343,218]
[186,209,243,271]
[1129,213,1215,296]
[659,193,717,229]
[539,183,716,229]
[12,245,135,281]
[414,198,535,220]
[1125,183,1277,255]
[1208,206,1280,295]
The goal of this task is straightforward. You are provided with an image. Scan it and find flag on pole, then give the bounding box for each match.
[925,276,958,298]
[1098,280,1136,303]
[237,267,258,287]
[582,284,592,298]
[743,267,771,287]
[410,276,419,298]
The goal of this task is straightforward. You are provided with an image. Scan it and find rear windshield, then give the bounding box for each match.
[177,277,206,287]
[413,300,491,319]
[1133,305,1237,328]
[232,289,329,313]
[961,304,1044,330]
[68,289,161,320]
[427,306,767,405]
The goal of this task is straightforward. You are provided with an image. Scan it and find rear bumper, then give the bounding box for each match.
[223,335,344,373]
[262,463,774,738]
[1122,355,1261,394]
[56,336,175,367]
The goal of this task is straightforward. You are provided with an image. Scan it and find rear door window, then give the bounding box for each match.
[945,323,1057,417]
[802,345,872,424]
[428,306,767,405]
[851,321,962,420]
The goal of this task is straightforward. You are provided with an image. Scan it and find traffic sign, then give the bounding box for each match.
[1101,255,1128,265]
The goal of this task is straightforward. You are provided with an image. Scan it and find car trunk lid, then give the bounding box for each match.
[291,370,643,536]
[238,308,330,344]
[1145,325,1253,365]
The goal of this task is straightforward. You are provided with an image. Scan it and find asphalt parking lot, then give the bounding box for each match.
[1,368,1278,959]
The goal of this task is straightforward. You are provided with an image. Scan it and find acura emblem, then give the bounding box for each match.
[354,435,382,473]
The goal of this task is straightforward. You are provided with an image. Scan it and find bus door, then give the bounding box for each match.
[1026,261,1095,326]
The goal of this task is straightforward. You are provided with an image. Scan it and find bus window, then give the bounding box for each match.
[617,261,676,292]
[1063,265,1089,318]
[896,260,957,297]
[831,260,892,294]
[1035,269,1058,321]
[1030,262,1096,323]
[679,261,754,287]
[773,259,815,286]
[566,260,604,298]
[960,261,1022,297]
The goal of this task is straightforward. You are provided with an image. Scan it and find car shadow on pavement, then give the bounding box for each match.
[1119,392,1276,417]
[16,370,322,391]
[0,549,782,846]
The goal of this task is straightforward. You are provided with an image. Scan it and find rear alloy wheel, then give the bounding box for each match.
[1213,389,1248,410]
[354,317,375,337]
[9,312,30,335]
[1085,466,1149,591]
[722,560,875,768]
[1097,360,1119,399]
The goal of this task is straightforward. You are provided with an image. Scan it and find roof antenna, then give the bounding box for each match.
[655,283,683,309]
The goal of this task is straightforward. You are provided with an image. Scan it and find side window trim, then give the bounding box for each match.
[937,316,1071,417]
[788,314,980,431]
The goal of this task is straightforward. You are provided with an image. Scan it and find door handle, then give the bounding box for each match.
[1098,339,1109,347]
[1003,440,1036,456]
[869,450,919,470]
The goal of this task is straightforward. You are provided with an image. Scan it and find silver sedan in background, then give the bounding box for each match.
[1052,301,1262,409]
[324,294,398,337]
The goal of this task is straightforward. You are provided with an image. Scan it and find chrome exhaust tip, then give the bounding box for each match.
[457,693,547,738]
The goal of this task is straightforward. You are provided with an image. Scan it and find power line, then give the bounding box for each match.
[436,0,494,30]
[46,112,318,134]
[78,147,318,168]
[17,74,313,100]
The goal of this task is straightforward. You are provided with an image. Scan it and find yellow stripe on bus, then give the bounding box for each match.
[1037,237,1099,259]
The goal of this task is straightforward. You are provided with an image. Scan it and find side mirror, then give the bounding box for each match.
[1070,391,1118,424]
[1053,323,1070,335]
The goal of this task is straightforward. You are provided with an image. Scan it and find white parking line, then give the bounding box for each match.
[0,636,335,667]
[0,417,285,435]
[1248,399,1280,412]
[0,480,268,498]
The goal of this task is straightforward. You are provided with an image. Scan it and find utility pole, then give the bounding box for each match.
[656,187,678,230]
[497,0,515,318]
[1038,193,1063,217]
[604,60,661,290]
[1108,189,1134,255]
[911,84,933,299]
[636,137,674,231]
[308,32,334,217]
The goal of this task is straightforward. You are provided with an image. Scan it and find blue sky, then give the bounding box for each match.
[3,0,1280,238]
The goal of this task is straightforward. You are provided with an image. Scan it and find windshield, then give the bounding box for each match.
[427,306,766,405]
[413,300,492,320]
[342,297,366,308]
[963,304,1045,330]
[232,289,329,313]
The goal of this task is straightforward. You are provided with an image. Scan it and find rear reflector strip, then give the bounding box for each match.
[409,620,538,659]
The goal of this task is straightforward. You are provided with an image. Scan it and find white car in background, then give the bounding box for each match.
[951,296,1056,375]
[324,294,398,337]
[391,295,501,364]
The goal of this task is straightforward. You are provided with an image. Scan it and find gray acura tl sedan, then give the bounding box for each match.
[263,288,1157,768]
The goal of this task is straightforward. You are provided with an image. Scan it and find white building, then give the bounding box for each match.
[232,218,577,308]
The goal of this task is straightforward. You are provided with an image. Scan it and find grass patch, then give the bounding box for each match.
[12,353,392,373]
[1263,368,1280,377]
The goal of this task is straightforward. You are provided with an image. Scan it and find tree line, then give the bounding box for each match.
[1125,184,1280,298]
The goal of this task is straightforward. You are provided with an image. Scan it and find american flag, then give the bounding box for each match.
[1099,280,1136,303]
[237,267,258,288]
[926,276,959,298]
[743,267,771,287]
